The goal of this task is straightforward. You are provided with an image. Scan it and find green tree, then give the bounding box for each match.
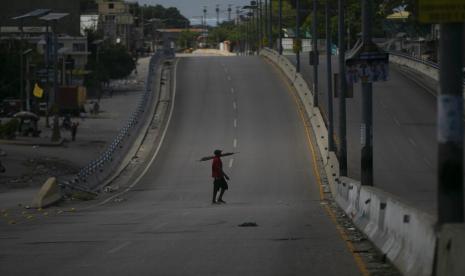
[178,30,200,49]
[0,41,21,101]
[140,4,189,28]
[99,44,136,80]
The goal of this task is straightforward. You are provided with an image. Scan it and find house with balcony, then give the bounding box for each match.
[97,0,138,50]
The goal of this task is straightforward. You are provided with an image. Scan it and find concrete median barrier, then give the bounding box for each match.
[261,47,438,276]
[436,224,465,276]
[32,177,62,208]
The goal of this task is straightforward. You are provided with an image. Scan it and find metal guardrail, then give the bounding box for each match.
[388,51,439,69]
[60,52,166,193]
[389,51,465,86]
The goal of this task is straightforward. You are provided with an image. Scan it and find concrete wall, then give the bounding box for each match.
[389,54,439,82]
[261,48,439,276]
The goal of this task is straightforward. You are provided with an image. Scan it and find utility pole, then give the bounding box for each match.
[361,0,373,186]
[268,0,273,49]
[256,1,261,51]
[264,0,268,46]
[437,23,464,224]
[257,0,263,50]
[228,4,232,21]
[326,0,334,152]
[246,17,250,54]
[203,6,207,47]
[296,0,300,72]
[338,0,348,176]
[19,20,24,110]
[312,0,319,107]
[216,4,220,26]
[278,0,283,55]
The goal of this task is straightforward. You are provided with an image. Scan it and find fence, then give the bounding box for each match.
[60,51,168,193]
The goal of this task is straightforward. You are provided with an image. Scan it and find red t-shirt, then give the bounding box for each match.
[212,156,222,178]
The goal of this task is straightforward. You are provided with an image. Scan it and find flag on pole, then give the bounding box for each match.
[33,83,44,98]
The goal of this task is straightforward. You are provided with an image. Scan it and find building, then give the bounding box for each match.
[97,0,135,49]
[156,28,204,51]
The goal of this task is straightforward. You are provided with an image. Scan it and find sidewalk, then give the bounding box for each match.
[0,56,151,210]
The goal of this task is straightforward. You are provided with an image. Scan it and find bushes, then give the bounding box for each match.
[0,118,19,139]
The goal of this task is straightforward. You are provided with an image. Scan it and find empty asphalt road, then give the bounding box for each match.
[286,54,438,215]
[0,56,366,275]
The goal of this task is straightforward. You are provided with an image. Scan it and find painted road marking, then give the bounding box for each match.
[233,102,237,110]
[227,76,232,81]
[380,100,387,109]
[424,157,433,168]
[393,117,401,127]
[108,241,131,254]
[152,222,169,230]
[266,58,370,276]
[408,137,417,147]
[231,87,235,94]
[233,119,237,128]
[233,139,237,148]
[228,158,234,168]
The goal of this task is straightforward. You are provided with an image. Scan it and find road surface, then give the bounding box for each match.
[286,54,437,215]
[0,56,366,275]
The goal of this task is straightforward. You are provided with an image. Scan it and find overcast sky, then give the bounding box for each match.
[138,0,251,25]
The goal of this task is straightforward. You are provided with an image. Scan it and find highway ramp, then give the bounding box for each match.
[0,56,372,275]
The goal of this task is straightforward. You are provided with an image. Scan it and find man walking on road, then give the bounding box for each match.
[212,149,229,204]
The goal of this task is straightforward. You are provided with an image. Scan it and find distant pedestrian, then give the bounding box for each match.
[211,149,229,204]
[92,101,100,115]
[0,161,5,173]
[71,122,79,141]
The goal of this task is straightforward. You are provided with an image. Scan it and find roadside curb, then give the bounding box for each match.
[82,58,177,209]
[59,53,171,193]
[0,138,65,147]
[261,48,436,276]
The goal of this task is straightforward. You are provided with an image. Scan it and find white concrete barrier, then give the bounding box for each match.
[436,224,465,276]
[389,54,439,81]
[32,177,62,208]
[261,48,437,276]
[389,53,465,97]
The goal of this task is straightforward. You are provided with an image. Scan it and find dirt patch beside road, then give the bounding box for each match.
[0,157,78,191]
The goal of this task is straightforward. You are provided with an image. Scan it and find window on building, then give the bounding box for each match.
[73,43,86,52]
[109,3,114,9]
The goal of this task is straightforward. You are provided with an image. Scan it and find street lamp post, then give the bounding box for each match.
[23,49,33,111]
[312,0,319,107]
[296,0,300,73]
[40,13,69,142]
[361,0,373,186]
[268,0,273,49]
[12,9,51,111]
[278,0,283,55]
[338,0,348,176]
[264,0,268,47]
[258,0,262,51]
[326,1,335,152]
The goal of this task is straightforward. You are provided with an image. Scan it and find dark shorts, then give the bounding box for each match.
[214,178,228,190]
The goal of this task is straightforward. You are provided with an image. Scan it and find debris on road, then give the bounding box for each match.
[238,222,258,227]
[114,197,125,203]
[104,185,120,193]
